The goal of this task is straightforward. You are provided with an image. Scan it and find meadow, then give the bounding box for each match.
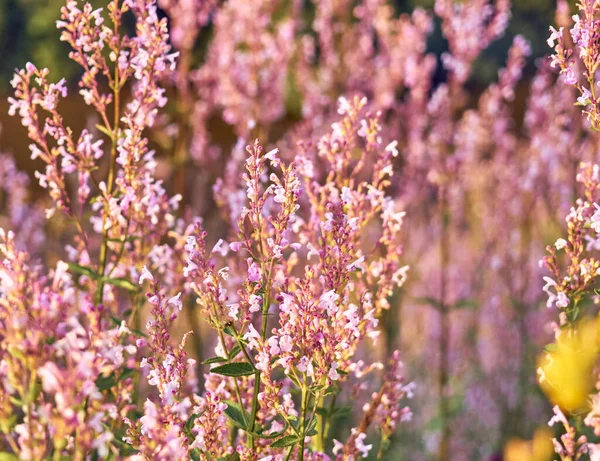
[0,0,598,460]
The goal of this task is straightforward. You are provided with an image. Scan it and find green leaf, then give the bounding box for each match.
[228,345,242,360]
[315,407,328,417]
[270,435,300,448]
[96,373,117,391]
[310,384,327,392]
[0,453,19,461]
[378,436,392,455]
[305,417,318,437]
[322,385,336,396]
[67,263,99,279]
[247,420,289,439]
[104,277,139,293]
[108,317,146,337]
[453,298,478,310]
[131,329,147,338]
[27,378,42,403]
[184,412,203,442]
[96,368,136,391]
[110,316,122,327]
[413,296,442,310]
[287,372,301,388]
[0,414,16,433]
[331,406,352,419]
[190,448,202,461]
[224,401,249,429]
[111,438,139,456]
[121,368,136,380]
[7,345,23,360]
[210,362,255,377]
[96,123,113,138]
[202,356,228,365]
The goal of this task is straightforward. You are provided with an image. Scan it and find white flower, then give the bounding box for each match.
[211,239,228,256]
[554,238,568,250]
[337,96,351,115]
[138,265,153,284]
[168,292,183,310]
[385,140,399,157]
[328,362,340,381]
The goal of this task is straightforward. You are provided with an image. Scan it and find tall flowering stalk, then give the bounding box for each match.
[538,2,600,459]
[8,0,181,316]
[184,96,412,459]
[0,230,137,460]
[548,0,600,130]
[0,0,184,458]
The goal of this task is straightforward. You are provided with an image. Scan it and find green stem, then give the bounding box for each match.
[284,445,295,461]
[213,310,248,429]
[438,186,451,461]
[314,395,325,452]
[298,384,309,461]
[248,255,275,448]
[322,393,337,451]
[248,369,261,449]
[95,62,121,305]
[376,434,390,460]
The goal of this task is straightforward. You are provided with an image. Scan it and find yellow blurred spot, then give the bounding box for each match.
[538,317,599,412]
[504,427,554,461]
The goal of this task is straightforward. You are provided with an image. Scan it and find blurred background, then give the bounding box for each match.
[0,0,559,87]
[0,0,562,165]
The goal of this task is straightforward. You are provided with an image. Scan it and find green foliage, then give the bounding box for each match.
[210,362,255,377]
[224,401,250,429]
[270,435,300,448]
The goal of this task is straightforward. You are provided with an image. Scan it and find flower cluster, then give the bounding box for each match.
[0,0,188,458]
[181,96,412,459]
[548,0,600,129]
[0,229,137,459]
[535,6,600,460]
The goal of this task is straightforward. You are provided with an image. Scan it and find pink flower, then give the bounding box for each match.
[247,261,262,283]
[548,26,563,47]
[328,362,340,381]
[139,265,154,284]
[563,67,578,85]
[249,294,262,313]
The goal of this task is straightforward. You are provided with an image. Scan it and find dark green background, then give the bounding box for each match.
[0,0,560,89]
